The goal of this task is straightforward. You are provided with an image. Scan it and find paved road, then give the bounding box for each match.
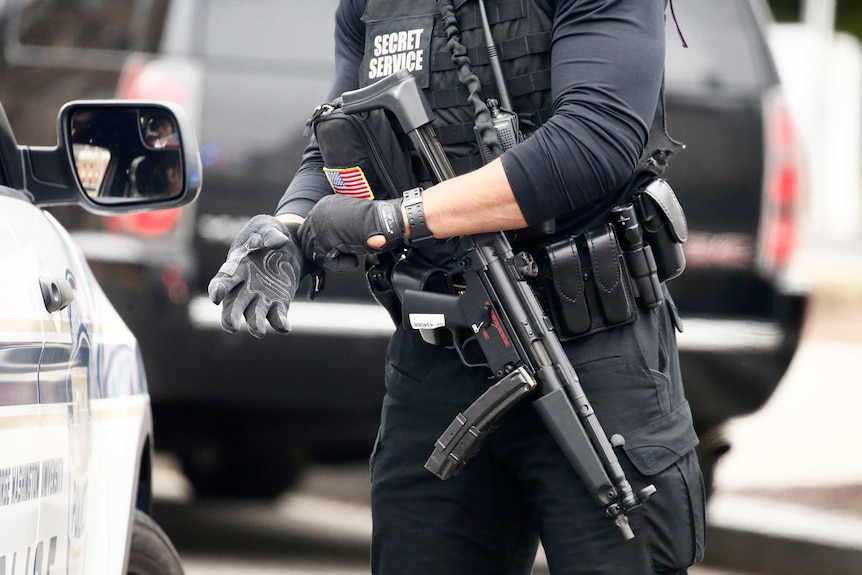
[715,284,862,491]
[152,458,751,574]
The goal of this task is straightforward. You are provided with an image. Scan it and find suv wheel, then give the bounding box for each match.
[127,509,184,575]
[695,427,732,499]
[177,434,304,500]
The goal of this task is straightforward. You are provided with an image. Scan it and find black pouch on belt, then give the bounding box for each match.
[632,178,688,282]
[534,224,638,341]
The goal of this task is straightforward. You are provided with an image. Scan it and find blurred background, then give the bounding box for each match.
[2,0,862,573]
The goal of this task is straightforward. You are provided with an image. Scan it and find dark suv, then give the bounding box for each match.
[660,0,807,478]
[1,0,807,498]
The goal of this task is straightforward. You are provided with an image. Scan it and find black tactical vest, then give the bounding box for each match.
[360,0,554,176]
[359,0,680,198]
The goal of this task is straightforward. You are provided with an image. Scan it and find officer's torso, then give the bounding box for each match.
[359,0,555,175]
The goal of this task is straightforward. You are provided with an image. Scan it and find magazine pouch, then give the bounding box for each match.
[535,224,637,341]
[311,102,421,200]
[633,178,688,282]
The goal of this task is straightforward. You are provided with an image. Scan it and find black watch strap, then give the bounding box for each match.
[403,188,435,248]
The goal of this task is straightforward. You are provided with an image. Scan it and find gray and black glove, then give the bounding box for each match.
[298,194,405,272]
[208,214,304,338]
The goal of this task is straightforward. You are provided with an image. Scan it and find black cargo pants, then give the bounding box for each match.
[369,293,706,575]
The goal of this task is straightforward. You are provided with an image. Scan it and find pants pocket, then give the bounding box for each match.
[620,402,705,570]
[640,451,706,570]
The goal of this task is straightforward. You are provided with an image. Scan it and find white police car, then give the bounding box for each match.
[0,98,201,574]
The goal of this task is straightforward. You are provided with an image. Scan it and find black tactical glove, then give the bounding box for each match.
[208,214,304,338]
[298,194,405,272]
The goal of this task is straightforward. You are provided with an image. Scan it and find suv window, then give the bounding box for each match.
[173,0,338,65]
[665,0,778,92]
[5,0,168,67]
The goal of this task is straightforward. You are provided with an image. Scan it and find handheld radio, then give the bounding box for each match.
[477,98,520,164]
[474,0,522,161]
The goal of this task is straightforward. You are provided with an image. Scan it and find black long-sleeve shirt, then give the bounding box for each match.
[276,0,666,228]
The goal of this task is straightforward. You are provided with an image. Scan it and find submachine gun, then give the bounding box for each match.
[340,69,655,539]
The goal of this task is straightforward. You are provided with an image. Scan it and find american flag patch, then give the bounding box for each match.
[324,167,374,200]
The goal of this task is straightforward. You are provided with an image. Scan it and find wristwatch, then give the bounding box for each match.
[402,188,436,248]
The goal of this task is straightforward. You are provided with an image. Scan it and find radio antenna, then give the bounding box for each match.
[478,0,513,111]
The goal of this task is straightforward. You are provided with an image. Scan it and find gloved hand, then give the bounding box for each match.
[208,214,304,338]
[298,194,405,272]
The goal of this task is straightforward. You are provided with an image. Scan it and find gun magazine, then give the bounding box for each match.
[425,367,537,480]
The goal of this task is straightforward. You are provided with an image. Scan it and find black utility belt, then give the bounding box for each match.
[531,178,688,341]
[374,178,688,344]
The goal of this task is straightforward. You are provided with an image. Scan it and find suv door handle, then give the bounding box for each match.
[40,277,74,313]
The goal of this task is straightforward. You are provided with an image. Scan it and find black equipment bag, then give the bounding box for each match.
[310,102,422,201]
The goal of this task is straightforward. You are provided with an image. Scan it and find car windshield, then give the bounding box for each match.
[665,0,777,92]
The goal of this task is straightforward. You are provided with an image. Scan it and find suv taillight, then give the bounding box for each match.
[105,210,181,236]
[757,89,805,274]
[116,54,188,105]
[108,55,189,236]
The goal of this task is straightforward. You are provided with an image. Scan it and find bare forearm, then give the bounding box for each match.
[415,158,527,240]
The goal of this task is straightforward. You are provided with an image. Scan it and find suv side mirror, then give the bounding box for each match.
[20,101,202,215]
